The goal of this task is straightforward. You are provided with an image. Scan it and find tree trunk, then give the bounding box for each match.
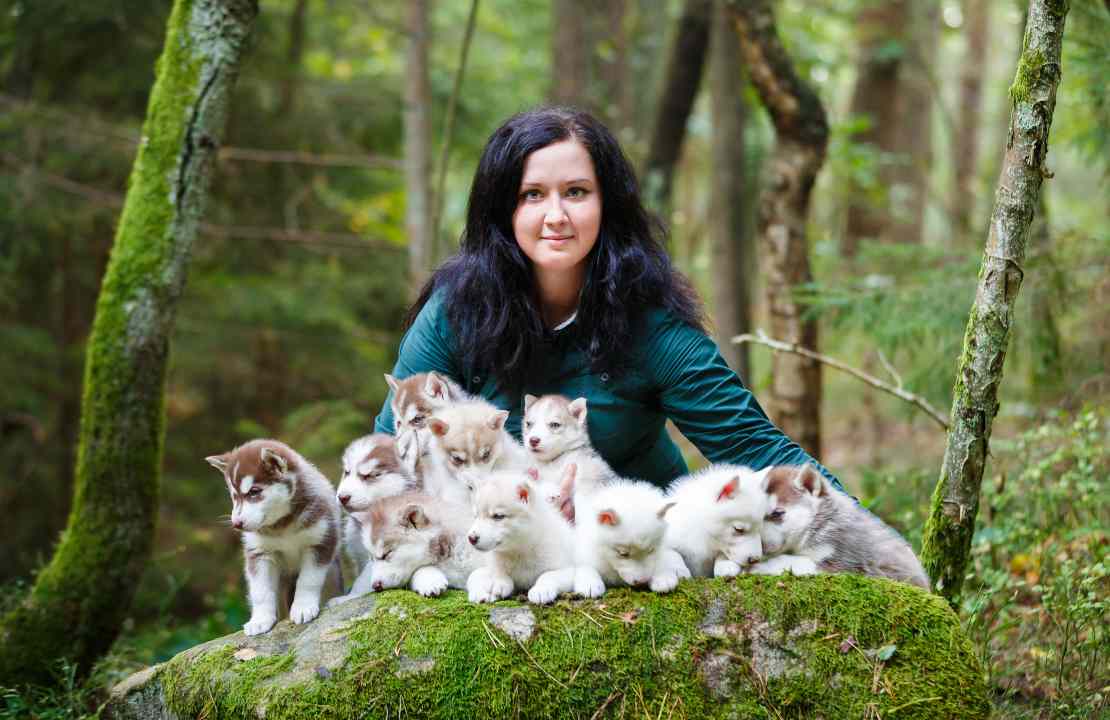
[550,0,589,106]
[709,0,751,381]
[952,0,991,239]
[642,0,711,224]
[404,0,433,298]
[725,0,828,460]
[0,0,258,686]
[278,0,308,116]
[920,0,1069,607]
[1027,192,1062,398]
[842,0,908,257]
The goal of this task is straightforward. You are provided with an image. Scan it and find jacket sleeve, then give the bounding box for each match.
[644,311,844,492]
[372,292,464,434]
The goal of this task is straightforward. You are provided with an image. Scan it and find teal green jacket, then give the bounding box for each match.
[374,292,842,492]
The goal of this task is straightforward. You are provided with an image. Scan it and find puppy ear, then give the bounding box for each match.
[516,483,531,504]
[567,398,588,426]
[488,409,509,431]
[717,475,740,502]
[754,466,774,492]
[425,372,450,402]
[205,453,229,473]
[401,504,429,529]
[523,394,538,414]
[384,374,400,394]
[657,501,677,520]
[794,466,827,497]
[558,463,577,500]
[597,509,619,526]
[428,418,450,437]
[259,447,289,475]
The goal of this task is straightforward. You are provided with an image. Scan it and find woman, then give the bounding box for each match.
[373,106,840,491]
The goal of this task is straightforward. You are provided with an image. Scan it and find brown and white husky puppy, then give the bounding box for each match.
[386,371,471,476]
[424,399,529,504]
[206,439,341,636]
[347,493,480,597]
[522,394,616,517]
[750,465,930,589]
[334,434,421,602]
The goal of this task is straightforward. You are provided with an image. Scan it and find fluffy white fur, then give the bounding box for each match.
[466,469,576,605]
[573,480,690,598]
[522,394,616,512]
[664,465,771,578]
[424,399,529,504]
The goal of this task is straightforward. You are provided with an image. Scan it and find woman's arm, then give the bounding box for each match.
[372,292,464,434]
[644,311,844,492]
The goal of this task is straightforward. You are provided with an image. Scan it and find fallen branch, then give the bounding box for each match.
[731,330,949,430]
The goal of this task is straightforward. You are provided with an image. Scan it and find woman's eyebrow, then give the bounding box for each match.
[520,178,594,187]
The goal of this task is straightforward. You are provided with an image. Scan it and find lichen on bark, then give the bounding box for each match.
[0,0,258,687]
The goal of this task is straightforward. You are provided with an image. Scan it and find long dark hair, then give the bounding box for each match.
[408,106,704,390]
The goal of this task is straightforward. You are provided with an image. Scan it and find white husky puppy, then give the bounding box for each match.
[664,465,771,578]
[348,493,481,597]
[466,468,576,605]
[206,439,341,636]
[424,399,529,503]
[334,434,421,601]
[573,480,690,598]
[750,465,930,589]
[522,394,616,517]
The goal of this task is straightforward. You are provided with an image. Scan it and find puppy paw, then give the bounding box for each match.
[411,567,449,597]
[527,580,559,605]
[573,568,606,599]
[487,575,515,601]
[650,571,679,593]
[243,614,277,636]
[290,600,321,624]
[714,558,743,578]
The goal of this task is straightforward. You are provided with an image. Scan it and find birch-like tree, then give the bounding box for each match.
[404,0,433,297]
[0,0,258,685]
[921,0,1070,606]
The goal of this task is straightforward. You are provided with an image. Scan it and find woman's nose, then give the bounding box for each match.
[544,196,568,224]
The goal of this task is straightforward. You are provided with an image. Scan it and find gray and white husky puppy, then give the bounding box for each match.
[351,493,481,597]
[750,465,930,589]
[206,439,341,636]
[466,468,577,605]
[664,465,772,578]
[424,399,530,503]
[522,394,617,518]
[334,433,421,602]
[573,479,690,598]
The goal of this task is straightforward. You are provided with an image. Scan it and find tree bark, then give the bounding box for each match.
[709,0,751,381]
[725,0,828,459]
[842,0,908,257]
[642,0,711,224]
[0,0,258,686]
[952,0,991,238]
[1027,192,1062,398]
[550,0,590,106]
[278,0,308,116]
[920,0,1069,607]
[404,0,434,297]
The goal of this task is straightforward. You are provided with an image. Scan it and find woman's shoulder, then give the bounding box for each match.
[633,304,706,348]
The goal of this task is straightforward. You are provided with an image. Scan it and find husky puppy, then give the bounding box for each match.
[386,371,471,480]
[335,434,421,600]
[206,439,341,636]
[466,468,577,605]
[522,394,616,516]
[664,465,771,578]
[573,480,690,598]
[424,399,529,503]
[349,493,480,597]
[750,465,930,589]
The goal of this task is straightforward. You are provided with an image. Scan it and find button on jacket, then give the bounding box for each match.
[374,291,842,492]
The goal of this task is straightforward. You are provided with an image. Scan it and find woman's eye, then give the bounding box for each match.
[521,189,542,201]
[565,187,587,198]
[549,422,561,431]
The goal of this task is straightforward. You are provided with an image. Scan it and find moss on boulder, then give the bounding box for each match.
[105,575,989,719]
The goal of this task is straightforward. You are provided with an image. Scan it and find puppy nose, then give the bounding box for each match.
[529,437,540,448]
[468,533,479,546]
[338,493,350,507]
[372,580,383,592]
[232,519,244,529]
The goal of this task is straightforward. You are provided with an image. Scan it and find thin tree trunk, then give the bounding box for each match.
[278,0,308,115]
[842,0,908,257]
[404,0,433,297]
[725,0,829,459]
[550,0,588,105]
[642,0,711,224]
[0,0,258,686]
[920,0,1069,606]
[952,0,991,238]
[1027,192,1062,398]
[709,0,751,381]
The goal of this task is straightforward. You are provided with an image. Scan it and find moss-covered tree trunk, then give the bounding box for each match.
[725,0,828,459]
[0,0,258,686]
[920,0,1069,607]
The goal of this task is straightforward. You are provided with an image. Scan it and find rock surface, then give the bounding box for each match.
[105,575,990,719]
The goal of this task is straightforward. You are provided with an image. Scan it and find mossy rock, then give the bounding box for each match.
[105,575,989,719]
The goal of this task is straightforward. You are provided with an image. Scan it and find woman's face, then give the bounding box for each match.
[511,139,601,279]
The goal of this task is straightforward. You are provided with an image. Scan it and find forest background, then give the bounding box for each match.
[0,0,1107,717]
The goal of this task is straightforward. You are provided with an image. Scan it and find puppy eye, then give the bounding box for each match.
[378,549,392,561]
[411,415,426,428]
[733,527,746,536]
[246,487,263,497]
[767,509,785,523]
[371,470,383,478]
[524,420,533,429]
[394,419,402,430]
[548,422,561,430]
[479,448,491,461]
[491,512,506,521]
[451,456,466,466]
[615,548,630,558]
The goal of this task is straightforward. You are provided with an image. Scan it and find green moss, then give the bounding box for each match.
[1009,46,1046,105]
[153,577,990,719]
